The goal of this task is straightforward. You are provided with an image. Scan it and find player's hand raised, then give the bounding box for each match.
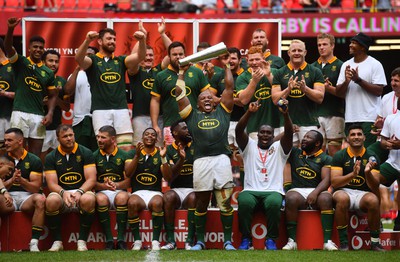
[7,17,21,29]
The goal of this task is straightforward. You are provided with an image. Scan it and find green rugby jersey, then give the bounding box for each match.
[166,142,194,188]
[272,62,324,126]
[129,64,162,117]
[151,65,210,127]
[289,147,332,188]
[236,68,281,131]
[194,63,223,95]
[311,57,344,117]
[6,150,43,192]
[45,76,67,130]
[85,53,128,111]
[331,147,379,192]
[94,147,132,186]
[264,52,285,69]
[10,55,55,115]
[185,104,231,160]
[129,148,163,192]
[44,143,95,190]
[0,60,15,119]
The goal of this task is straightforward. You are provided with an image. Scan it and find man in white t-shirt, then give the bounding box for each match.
[336,32,387,148]
[235,99,293,250]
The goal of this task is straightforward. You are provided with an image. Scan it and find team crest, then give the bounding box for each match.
[7,66,11,72]
[268,147,275,155]
[190,149,194,155]
[315,158,321,163]
[41,71,46,77]
[332,66,337,72]
[362,159,367,166]
[304,72,310,78]
[153,158,159,165]
[116,158,122,166]
[188,72,193,78]
[24,162,30,169]
[76,155,82,163]
[345,160,351,167]
[97,61,102,66]
[114,60,119,65]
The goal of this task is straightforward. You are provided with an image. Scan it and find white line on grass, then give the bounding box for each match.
[145,250,160,262]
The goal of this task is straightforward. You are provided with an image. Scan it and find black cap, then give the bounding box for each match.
[351,32,373,50]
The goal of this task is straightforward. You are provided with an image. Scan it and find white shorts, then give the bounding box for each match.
[132,115,163,147]
[131,190,163,209]
[9,191,34,210]
[163,126,174,146]
[193,154,234,192]
[171,188,194,208]
[92,109,133,135]
[333,188,369,211]
[249,127,284,142]
[0,118,11,141]
[42,130,59,152]
[48,190,96,213]
[228,121,238,147]
[318,116,345,140]
[390,180,398,192]
[294,126,319,143]
[288,188,330,209]
[96,190,124,209]
[10,111,46,139]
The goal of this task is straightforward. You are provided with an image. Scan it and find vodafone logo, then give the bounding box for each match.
[350,215,359,229]
[351,236,363,250]
[231,190,240,204]
[62,109,74,121]
[251,223,268,240]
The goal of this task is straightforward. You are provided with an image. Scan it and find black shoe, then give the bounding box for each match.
[105,241,114,250]
[339,243,349,251]
[116,240,127,250]
[371,242,385,252]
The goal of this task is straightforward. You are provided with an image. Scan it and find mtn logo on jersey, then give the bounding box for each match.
[100,72,121,84]
[296,167,317,179]
[180,164,193,176]
[348,175,365,187]
[171,86,192,97]
[136,173,157,185]
[25,77,42,92]
[142,78,155,90]
[254,87,271,100]
[289,87,305,98]
[198,119,220,130]
[0,81,10,91]
[98,173,122,182]
[60,172,83,185]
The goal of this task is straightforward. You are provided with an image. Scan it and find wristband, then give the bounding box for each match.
[354,77,362,84]
[0,187,7,194]
[161,156,168,165]
[77,188,85,195]
[178,69,185,75]
[59,189,65,197]
[175,79,186,101]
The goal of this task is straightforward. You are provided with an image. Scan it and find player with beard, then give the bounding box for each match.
[150,41,211,145]
[75,22,147,150]
[161,120,196,250]
[282,130,337,251]
[41,50,70,162]
[236,99,293,250]
[5,17,57,157]
[250,28,285,69]
[44,125,97,252]
[94,125,135,250]
[175,54,236,251]
[129,18,171,147]
[331,124,384,251]
[127,128,169,251]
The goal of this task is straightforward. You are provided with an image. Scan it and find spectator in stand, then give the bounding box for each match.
[239,0,253,12]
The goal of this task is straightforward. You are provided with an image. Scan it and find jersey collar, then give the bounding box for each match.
[27,57,43,67]
[57,143,79,156]
[1,60,10,66]
[263,51,271,59]
[168,64,178,73]
[287,61,307,71]
[236,67,244,76]
[302,149,324,157]
[141,148,157,156]
[100,146,118,156]
[172,141,192,149]
[317,56,337,65]
[346,147,366,158]
[96,52,115,59]
[8,149,28,160]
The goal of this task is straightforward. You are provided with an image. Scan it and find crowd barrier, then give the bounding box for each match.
[2,209,398,251]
